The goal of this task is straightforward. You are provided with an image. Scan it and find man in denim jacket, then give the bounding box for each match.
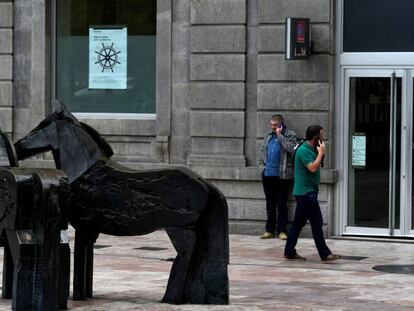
[258,114,297,240]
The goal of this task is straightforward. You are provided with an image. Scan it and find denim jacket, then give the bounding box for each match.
[258,128,298,179]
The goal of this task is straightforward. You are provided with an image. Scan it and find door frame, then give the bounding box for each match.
[335,0,414,237]
[407,70,414,237]
[337,67,414,237]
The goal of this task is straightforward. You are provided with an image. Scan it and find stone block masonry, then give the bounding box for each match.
[188,0,247,167]
[0,2,13,135]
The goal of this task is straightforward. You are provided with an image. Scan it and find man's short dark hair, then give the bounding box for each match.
[270,114,284,122]
[306,125,323,141]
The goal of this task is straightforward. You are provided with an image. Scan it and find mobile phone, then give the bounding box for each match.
[315,135,321,146]
[316,137,325,167]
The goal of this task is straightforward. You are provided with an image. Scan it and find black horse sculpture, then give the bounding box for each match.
[14,103,229,305]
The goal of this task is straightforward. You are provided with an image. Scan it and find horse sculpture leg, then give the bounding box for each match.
[183,185,230,304]
[161,227,196,304]
[2,241,14,299]
[58,230,70,309]
[161,185,229,305]
[73,230,98,300]
[73,231,86,300]
[200,187,229,304]
[85,241,95,298]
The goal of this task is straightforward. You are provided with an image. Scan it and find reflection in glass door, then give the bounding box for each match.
[346,72,402,235]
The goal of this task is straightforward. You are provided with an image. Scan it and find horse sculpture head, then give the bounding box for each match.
[15,101,113,182]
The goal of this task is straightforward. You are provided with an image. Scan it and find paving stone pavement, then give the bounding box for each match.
[0,230,414,310]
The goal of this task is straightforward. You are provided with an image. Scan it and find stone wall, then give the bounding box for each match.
[256,0,334,162]
[185,0,336,235]
[10,0,337,235]
[0,1,13,136]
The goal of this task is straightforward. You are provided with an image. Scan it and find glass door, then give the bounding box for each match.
[344,69,406,236]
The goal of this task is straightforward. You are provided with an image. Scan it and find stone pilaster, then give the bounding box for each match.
[187,0,247,166]
[0,2,13,135]
[13,0,50,141]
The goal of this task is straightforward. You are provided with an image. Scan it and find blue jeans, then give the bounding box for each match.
[262,175,289,234]
[284,192,331,259]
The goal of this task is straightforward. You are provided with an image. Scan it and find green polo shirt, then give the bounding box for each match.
[293,142,320,195]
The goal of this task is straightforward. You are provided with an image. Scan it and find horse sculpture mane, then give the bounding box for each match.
[13,102,230,305]
[79,122,114,158]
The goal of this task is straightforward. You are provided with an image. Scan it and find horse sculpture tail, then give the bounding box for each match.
[183,182,229,304]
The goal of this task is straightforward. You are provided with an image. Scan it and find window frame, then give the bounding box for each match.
[51,0,172,137]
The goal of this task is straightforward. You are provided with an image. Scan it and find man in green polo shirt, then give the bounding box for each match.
[284,125,341,262]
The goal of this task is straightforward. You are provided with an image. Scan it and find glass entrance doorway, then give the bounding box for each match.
[343,69,414,237]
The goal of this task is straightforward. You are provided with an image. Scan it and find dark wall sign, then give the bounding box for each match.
[285,18,311,60]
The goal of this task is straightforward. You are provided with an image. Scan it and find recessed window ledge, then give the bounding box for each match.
[74,113,157,120]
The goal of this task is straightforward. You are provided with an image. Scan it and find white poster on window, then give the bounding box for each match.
[89,27,127,89]
[352,134,366,167]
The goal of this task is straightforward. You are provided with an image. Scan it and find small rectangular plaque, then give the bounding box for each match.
[352,134,366,167]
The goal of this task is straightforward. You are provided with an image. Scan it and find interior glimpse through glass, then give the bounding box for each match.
[348,77,401,229]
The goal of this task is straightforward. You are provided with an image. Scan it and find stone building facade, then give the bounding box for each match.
[8,0,409,238]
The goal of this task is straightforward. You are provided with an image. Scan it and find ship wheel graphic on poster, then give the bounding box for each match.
[95,42,121,72]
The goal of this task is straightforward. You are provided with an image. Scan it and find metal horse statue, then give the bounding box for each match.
[14,103,229,305]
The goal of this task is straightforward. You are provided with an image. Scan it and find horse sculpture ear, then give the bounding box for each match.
[53,99,71,115]
[53,99,64,113]
[52,99,81,126]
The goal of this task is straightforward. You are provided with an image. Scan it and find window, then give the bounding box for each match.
[56,0,156,113]
[344,0,414,52]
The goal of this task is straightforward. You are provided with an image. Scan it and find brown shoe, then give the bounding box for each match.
[260,232,275,239]
[321,254,341,262]
[284,254,306,260]
[278,232,288,240]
